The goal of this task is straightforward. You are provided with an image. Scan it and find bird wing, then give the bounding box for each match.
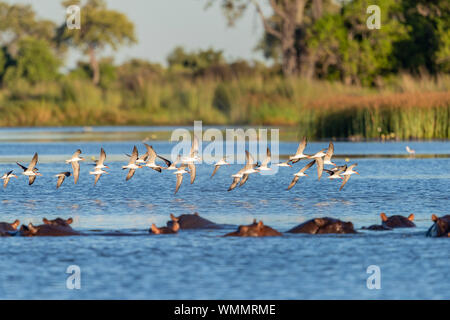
[324,142,334,162]
[145,144,157,163]
[190,135,199,157]
[228,176,240,191]
[98,148,106,166]
[175,174,183,194]
[339,175,351,191]
[300,160,316,174]
[188,163,196,184]
[28,153,38,171]
[72,149,82,158]
[157,155,171,167]
[56,175,65,189]
[295,137,307,155]
[71,161,80,184]
[94,174,101,186]
[16,162,27,171]
[211,165,220,178]
[261,147,271,167]
[287,176,300,190]
[126,169,135,181]
[28,176,36,186]
[128,146,138,165]
[239,174,249,187]
[347,163,358,171]
[3,178,9,188]
[316,157,324,181]
[244,150,255,170]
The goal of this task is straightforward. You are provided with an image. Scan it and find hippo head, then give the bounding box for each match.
[169,214,180,232]
[315,218,356,234]
[236,220,262,237]
[380,213,415,228]
[0,219,20,233]
[429,214,450,237]
[43,217,73,227]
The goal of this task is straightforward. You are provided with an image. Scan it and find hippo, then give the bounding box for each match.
[166,212,220,229]
[363,213,415,230]
[426,214,450,237]
[19,217,80,236]
[0,220,20,236]
[150,215,180,235]
[225,220,282,237]
[287,217,356,234]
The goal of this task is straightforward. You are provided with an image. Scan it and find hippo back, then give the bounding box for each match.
[167,213,219,229]
[288,217,356,234]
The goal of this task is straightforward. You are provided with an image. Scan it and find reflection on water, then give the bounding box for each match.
[0,128,449,299]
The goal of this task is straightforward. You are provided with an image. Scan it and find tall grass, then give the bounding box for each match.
[0,74,448,139]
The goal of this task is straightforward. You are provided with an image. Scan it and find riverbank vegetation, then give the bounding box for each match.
[0,0,448,139]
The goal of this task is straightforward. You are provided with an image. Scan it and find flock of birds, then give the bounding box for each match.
[0,136,360,194]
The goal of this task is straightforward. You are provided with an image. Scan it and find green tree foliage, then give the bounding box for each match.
[167,46,225,74]
[56,0,137,85]
[3,38,60,84]
[307,0,408,85]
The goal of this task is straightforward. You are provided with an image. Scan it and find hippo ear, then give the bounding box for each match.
[314,218,326,227]
[257,221,264,228]
[380,213,388,222]
[170,214,179,222]
[43,218,50,225]
[431,214,438,222]
[408,214,414,221]
[150,224,160,234]
[67,218,73,224]
[11,220,20,230]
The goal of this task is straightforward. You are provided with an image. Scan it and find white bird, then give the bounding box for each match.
[174,164,189,194]
[339,163,359,191]
[323,142,336,166]
[182,135,201,163]
[1,170,18,188]
[287,160,315,190]
[275,160,292,167]
[122,146,142,181]
[142,144,166,173]
[308,149,326,181]
[93,148,108,170]
[65,149,84,184]
[258,147,271,171]
[165,154,180,171]
[16,153,41,185]
[55,172,71,189]
[211,157,230,178]
[406,146,415,155]
[228,151,258,191]
[289,137,309,163]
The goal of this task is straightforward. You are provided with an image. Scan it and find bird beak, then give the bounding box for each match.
[105,166,109,169]
[355,171,360,175]
[305,174,308,176]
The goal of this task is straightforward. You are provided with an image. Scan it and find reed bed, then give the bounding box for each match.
[0,75,448,139]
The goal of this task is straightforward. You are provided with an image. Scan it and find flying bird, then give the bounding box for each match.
[1,170,18,188]
[55,172,71,189]
[258,148,272,171]
[65,149,84,184]
[122,146,142,181]
[339,163,359,191]
[228,151,258,191]
[289,137,309,164]
[287,160,315,190]
[174,164,189,194]
[406,146,415,155]
[211,157,229,178]
[17,153,41,185]
[323,142,336,166]
[90,148,109,185]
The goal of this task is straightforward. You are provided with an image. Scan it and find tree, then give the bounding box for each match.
[3,38,60,84]
[0,2,57,57]
[208,0,329,77]
[57,0,137,85]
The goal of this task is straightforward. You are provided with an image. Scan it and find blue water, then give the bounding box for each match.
[0,128,449,299]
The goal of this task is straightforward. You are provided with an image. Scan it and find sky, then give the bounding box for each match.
[8,0,270,68]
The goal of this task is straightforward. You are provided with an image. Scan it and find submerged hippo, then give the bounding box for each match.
[166,212,220,229]
[426,214,450,237]
[20,217,80,236]
[287,217,356,234]
[150,215,180,235]
[0,220,20,236]
[225,220,282,237]
[364,213,415,230]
